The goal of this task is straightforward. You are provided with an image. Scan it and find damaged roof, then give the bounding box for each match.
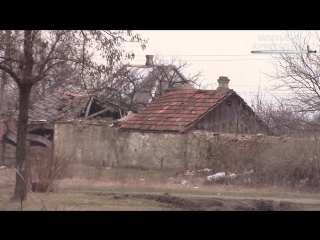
[27,89,124,122]
[119,88,235,133]
[28,89,90,121]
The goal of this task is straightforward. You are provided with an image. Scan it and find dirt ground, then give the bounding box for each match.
[97,192,308,211]
[3,166,320,211]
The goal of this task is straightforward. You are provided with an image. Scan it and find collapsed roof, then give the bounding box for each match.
[26,89,126,123]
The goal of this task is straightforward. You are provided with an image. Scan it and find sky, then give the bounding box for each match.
[120,30,306,106]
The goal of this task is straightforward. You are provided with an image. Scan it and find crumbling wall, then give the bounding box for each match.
[54,123,185,169]
[53,122,277,170]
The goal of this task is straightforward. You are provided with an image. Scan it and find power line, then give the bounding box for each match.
[93,54,262,57]
[94,58,271,62]
[133,54,257,57]
[93,53,273,62]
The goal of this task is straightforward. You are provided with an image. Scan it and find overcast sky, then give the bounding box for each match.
[120,30,304,105]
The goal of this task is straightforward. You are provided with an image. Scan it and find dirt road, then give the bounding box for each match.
[92,191,320,211]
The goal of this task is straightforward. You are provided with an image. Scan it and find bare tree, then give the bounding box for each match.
[265,30,320,134]
[0,30,12,117]
[0,30,147,201]
[88,54,205,112]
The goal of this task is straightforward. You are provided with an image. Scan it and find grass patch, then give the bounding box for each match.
[2,163,320,210]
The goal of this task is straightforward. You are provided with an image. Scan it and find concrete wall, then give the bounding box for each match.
[54,123,220,170]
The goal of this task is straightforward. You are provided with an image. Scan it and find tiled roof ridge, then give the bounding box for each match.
[119,87,237,132]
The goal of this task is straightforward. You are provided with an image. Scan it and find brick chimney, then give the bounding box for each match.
[217,76,230,90]
[145,55,154,66]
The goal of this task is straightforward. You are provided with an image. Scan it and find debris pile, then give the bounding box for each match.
[184,168,212,176]
[205,169,254,184]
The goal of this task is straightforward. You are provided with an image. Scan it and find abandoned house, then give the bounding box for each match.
[0,55,195,166]
[0,88,127,166]
[119,76,272,135]
[0,56,272,170]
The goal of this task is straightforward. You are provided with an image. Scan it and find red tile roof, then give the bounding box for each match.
[119,88,233,133]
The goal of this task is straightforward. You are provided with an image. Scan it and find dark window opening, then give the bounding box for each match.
[79,101,120,120]
[28,129,54,141]
[227,101,232,107]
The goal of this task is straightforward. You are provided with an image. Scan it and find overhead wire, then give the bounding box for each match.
[92,53,273,62]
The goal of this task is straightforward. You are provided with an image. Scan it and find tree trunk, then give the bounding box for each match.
[11,30,34,202]
[0,71,7,117]
[11,84,32,202]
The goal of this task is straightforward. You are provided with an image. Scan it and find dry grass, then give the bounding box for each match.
[2,162,320,211]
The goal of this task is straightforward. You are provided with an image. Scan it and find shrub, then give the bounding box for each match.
[28,146,71,192]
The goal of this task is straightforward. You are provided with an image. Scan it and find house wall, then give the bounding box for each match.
[193,95,267,134]
[54,123,222,170]
[1,118,55,166]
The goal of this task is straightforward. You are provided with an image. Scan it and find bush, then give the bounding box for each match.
[28,146,71,192]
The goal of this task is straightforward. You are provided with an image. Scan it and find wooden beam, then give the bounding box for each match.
[27,134,53,149]
[86,108,110,119]
[84,96,94,120]
[96,98,128,111]
[119,108,122,118]
[5,130,17,144]
[6,130,52,148]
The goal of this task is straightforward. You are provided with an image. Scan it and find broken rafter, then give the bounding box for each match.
[86,108,112,119]
[97,98,128,111]
[119,108,122,118]
[84,96,94,120]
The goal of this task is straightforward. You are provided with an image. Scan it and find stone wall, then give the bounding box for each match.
[53,122,274,171]
[54,123,189,170]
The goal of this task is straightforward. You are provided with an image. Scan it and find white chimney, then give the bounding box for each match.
[145,55,154,66]
[217,76,230,90]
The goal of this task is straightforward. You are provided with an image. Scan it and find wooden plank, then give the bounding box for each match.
[6,130,17,144]
[72,97,81,108]
[33,102,49,111]
[87,108,110,119]
[84,97,94,120]
[119,108,122,118]
[32,109,53,118]
[73,100,88,117]
[27,134,53,149]
[6,130,52,148]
